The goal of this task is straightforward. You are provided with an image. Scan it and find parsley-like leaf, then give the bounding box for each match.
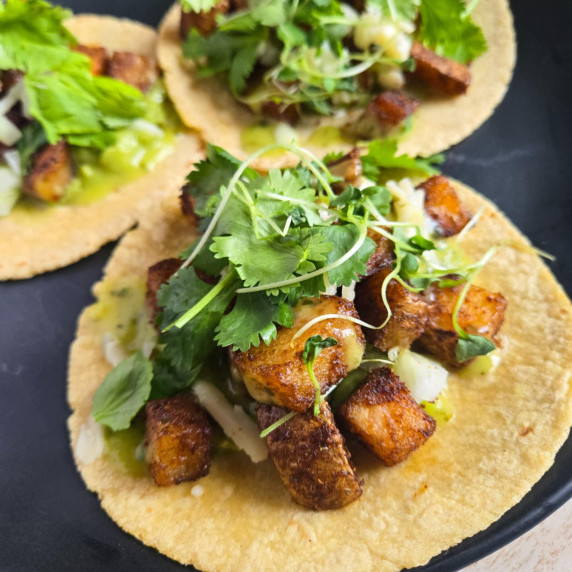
[455,334,495,362]
[92,351,153,431]
[180,0,219,13]
[303,335,338,415]
[418,0,487,64]
[215,292,294,351]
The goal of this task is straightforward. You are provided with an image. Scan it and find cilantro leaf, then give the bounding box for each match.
[455,334,495,362]
[92,351,153,431]
[17,122,47,173]
[362,139,442,180]
[418,0,487,64]
[185,144,258,216]
[215,292,294,351]
[303,334,339,363]
[229,43,259,95]
[320,225,376,286]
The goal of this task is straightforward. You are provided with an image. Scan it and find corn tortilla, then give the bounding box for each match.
[157,0,516,170]
[0,15,203,281]
[68,180,572,571]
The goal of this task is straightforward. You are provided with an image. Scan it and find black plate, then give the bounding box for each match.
[1,1,571,571]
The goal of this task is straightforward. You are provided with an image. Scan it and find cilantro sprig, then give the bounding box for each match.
[303,335,339,416]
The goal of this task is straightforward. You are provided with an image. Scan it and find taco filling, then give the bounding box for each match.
[178,0,487,140]
[0,0,179,217]
[81,141,536,511]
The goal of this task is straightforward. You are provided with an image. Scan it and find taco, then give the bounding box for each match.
[158,0,516,169]
[0,0,202,280]
[68,142,572,571]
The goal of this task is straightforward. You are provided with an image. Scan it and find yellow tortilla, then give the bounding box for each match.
[68,180,572,571]
[157,0,516,170]
[0,15,203,281]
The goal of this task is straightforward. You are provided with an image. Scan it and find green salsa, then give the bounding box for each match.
[104,422,147,478]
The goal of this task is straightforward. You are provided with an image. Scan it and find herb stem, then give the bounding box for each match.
[164,268,237,332]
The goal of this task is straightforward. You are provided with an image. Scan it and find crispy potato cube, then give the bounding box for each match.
[417,175,471,237]
[146,258,183,322]
[369,90,419,127]
[230,296,366,412]
[180,1,230,38]
[355,264,428,351]
[338,367,436,466]
[145,393,212,486]
[22,141,73,202]
[258,401,363,510]
[418,283,507,368]
[348,91,419,139]
[328,147,363,186]
[366,228,395,276]
[72,44,107,76]
[260,101,300,125]
[106,51,157,92]
[410,42,471,96]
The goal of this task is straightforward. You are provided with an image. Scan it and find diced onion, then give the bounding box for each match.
[101,333,128,367]
[393,349,448,403]
[0,166,21,216]
[3,149,21,175]
[0,83,23,115]
[341,281,356,301]
[0,115,22,146]
[274,122,298,146]
[193,380,268,463]
[132,119,164,137]
[75,415,105,464]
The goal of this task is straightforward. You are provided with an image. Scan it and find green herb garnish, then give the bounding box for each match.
[303,335,339,416]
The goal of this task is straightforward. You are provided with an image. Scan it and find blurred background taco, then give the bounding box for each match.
[158,0,516,169]
[0,0,202,280]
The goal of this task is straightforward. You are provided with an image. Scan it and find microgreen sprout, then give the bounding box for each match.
[303,335,339,416]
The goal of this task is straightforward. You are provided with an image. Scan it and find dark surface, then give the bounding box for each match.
[0,0,571,571]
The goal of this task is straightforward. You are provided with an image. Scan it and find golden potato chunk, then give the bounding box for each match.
[106,51,157,92]
[146,258,183,322]
[366,228,395,276]
[417,175,472,237]
[145,393,212,486]
[348,91,419,139]
[338,367,436,466]
[72,44,107,76]
[410,42,471,96]
[180,1,230,38]
[258,401,363,510]
[418,282,507,368]
[355,264,428,351]
[230,296,366,412]
[22,141,73,202]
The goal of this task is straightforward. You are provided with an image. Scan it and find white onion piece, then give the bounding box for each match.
[0,115,22,146]
[341,281,356,301]
[101,333,128,367]
[193,380,268,463]
[274,122,298,146]
[393,349,448,403]
[132,119,164,137]
[3,149,21,175]
[0,83,22,115]
[0,166,21,216]
[76,415,105,464]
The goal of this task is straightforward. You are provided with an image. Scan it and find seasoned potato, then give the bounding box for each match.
[348,91,419,139]
[107,51,157,92]
[418,175,472,237]
[409,42,471,96]
[146,258,183,322]
[179,1,230,38]
[328,147,362,186]
[260,101,300,125]
[418,282,507,368]
[338,367,436,466]
[366,228,395,276]
[145,393,212,486]
[22,141,73,202]
[72,44,107,76]
[258,401,362,510]
[230,296,366,412]
[355,264,428,351]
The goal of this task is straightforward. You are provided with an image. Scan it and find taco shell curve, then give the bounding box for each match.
[0,15,203,281]
[157,0,516,170]
[68,180,572,572]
